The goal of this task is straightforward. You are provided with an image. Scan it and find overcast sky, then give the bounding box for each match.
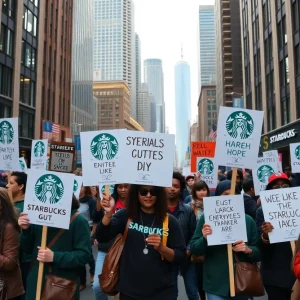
[134,0,214,134]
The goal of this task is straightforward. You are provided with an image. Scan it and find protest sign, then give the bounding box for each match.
[19,157,27,172]
[73,176,83,199]
[263,150,282,172]
[100,184,115,198]
[253,157,279,195]
[260,187,300,243]
[49,142,75,173]
[290,143,300,173]
[0,118,19,171]
[31,139,48,170]
[214,107,263,169]
[123,131,175,187]
[191,142,215,172]
[204,194,247,246]
[197,157,217,189]
[24,170,75,229]
[80,129,126,186]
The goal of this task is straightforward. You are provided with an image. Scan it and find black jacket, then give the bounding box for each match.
[243,193,259,219]
[255,207,295,289]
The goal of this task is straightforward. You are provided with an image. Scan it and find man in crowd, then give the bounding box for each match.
[242,179,259,219]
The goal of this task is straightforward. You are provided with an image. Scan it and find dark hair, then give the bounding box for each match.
[191,180,210,199]
[72,194,80,209]
[126,185,168,223]
[242,179,254,193]
[173,171,186,192]
[227,169,244,181]
[11,172,27,193]
[81,186,93,198]
[0,188,20,237]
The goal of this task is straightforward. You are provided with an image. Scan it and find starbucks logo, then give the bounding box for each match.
[73,179,79,192]
[101,185,114,195]
[46,157,49,170]
[35,174,64,204]
[295,145,300,160]
[34,141,46,157]
[19,159,26,171]
[198,158,214,175]
[90,133,118,160]
[257,165,275,184]
[0,121,14,144]
[226,111,254,139]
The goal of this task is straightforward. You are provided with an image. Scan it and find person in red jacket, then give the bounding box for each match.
[294,237,300,280]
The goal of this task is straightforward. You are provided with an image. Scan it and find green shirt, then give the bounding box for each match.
[14,199,24,215]
[190,214,261,297]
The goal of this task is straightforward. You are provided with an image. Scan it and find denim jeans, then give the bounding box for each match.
[93,251,108,300]
[206,293,250,300]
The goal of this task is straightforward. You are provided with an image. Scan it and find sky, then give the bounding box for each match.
[134,0,215,134]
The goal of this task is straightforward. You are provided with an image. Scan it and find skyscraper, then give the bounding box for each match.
[175,55,191,168]
[144,59,165,133]
[93,0,136,118]
[135,33,141,120]
[198,5,216,90]
[72,0,96,135]
[137,83,151,131]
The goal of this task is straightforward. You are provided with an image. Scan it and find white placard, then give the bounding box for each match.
[31,140,48,170]
[19,157,28,172]
[214,107,264,169]
[253,157,279,195]
[263,150,282,172]
[182,166,190,177]
[0,118,19,171]
[197,157,217,189]
[73,176,83,199]
[24,170,75,229]
[122,131,175,187]
[204,195,247,246]
[81,130,126,186]
[290,143,300,173]
[260,187,300,243]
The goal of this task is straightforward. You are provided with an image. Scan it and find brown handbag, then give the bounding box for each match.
[40,212,80,300]
[234,255,265,297]
[291,280,300,300]
[99,219,131,296]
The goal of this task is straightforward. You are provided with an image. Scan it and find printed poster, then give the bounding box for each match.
[197,157,217,189]
[190,142,215,173]
[263,150,282,172]
[31,140,48,170]
[73,176,83,199]
[19,157,28,172]
[290,143,300,173]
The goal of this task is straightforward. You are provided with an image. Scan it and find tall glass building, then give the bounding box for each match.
[175,60,191,168]
[144,59,165,133]
[198,5,216,91]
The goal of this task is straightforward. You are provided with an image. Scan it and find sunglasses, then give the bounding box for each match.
[139,188,158,197]
[272,184,290,189]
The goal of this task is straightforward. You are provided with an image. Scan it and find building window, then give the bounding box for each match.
[0,25,14,57]
[0,64,12,98]
[20,76,36,107]
[281,97,290,125]
[19,109,35,138]
[0,104,11,118]
[23,7,37,37]
[292,0,299,34]
[296,45,300,75]
[21,40,36,71]
[2,0,15,19]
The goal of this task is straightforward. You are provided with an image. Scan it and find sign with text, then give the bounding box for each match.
[31,139,48,170]
[24,170,75,229]
[260,187,300,243]
[49,142,75,173]
[0,118,19,171]
[123,131,175,187]
[204,195,247,246]
[80,129,126,186]
[263,150,282,172]
[253,157,279,195]
[290,143,300,173]
[191,142,215,172]
[214,107,263,168]
[19,157,28,172]
[73,176,83,199]
[197,157,217,189]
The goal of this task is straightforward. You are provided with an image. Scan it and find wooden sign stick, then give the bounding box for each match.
[36,226,48,300]
[228,167,237,297]
[105,185,110,195]
[291,240,296,255]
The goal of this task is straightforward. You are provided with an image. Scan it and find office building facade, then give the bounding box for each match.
[137,83,151,131]
[135,33,141,118]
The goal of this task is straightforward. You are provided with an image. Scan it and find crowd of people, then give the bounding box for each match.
[1,166,300,299]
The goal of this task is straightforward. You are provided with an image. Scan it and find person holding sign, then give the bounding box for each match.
[18,196,91,300]
[96,184,186,300]
[256,172,295,299]
[190,180,261,300]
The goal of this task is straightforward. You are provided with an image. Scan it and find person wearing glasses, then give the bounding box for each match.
[256,172,295,300]
[96,184,186,300]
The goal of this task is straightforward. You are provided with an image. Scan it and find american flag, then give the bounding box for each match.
[52,123,61,141]
[209,123,217,140]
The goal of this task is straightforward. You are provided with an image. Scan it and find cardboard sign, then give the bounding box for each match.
[49,142,75,173]
[73,176,83,199]
[100,185,115,198]
[24,170,75,229]
[197,157,217,189]
[123,131,175,187]
[260,187,300,243]
[290,143,300,173]
[204,195,248,246]
[191,142,215,172]
[253,157,279,195]
[31,139,48,170]
[19,157,28,172]
[214,107,263,169]
[263,150,282,172]
[0,117,19,171]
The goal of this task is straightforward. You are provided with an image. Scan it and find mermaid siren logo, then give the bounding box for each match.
[257,165,275,184]
[35,174,64,204]
[226,111,254,139]
[73,179,78,192]
[34,141,45,157]
[295,145,300,160]
[19,159,26,171]
[0,121,14,144]
[90,133,118,160]
[198,159,214,175]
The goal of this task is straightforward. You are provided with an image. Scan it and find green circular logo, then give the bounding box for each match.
[73,179,79,192]
[35,174,64,204]
[34,141,46,157]
[198,158,214,175]
[257,165,275,184]
[101,185,114,195]
[90,133,118,160]
[295,145,300,160]
[226,111,254,139]
[0,121,14,144]
[19,159,26,171]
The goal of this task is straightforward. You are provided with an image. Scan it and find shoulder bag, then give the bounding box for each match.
[41,212,80,300]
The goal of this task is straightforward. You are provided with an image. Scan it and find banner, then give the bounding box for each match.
[31,140,48,170]
[191,142,215,173]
